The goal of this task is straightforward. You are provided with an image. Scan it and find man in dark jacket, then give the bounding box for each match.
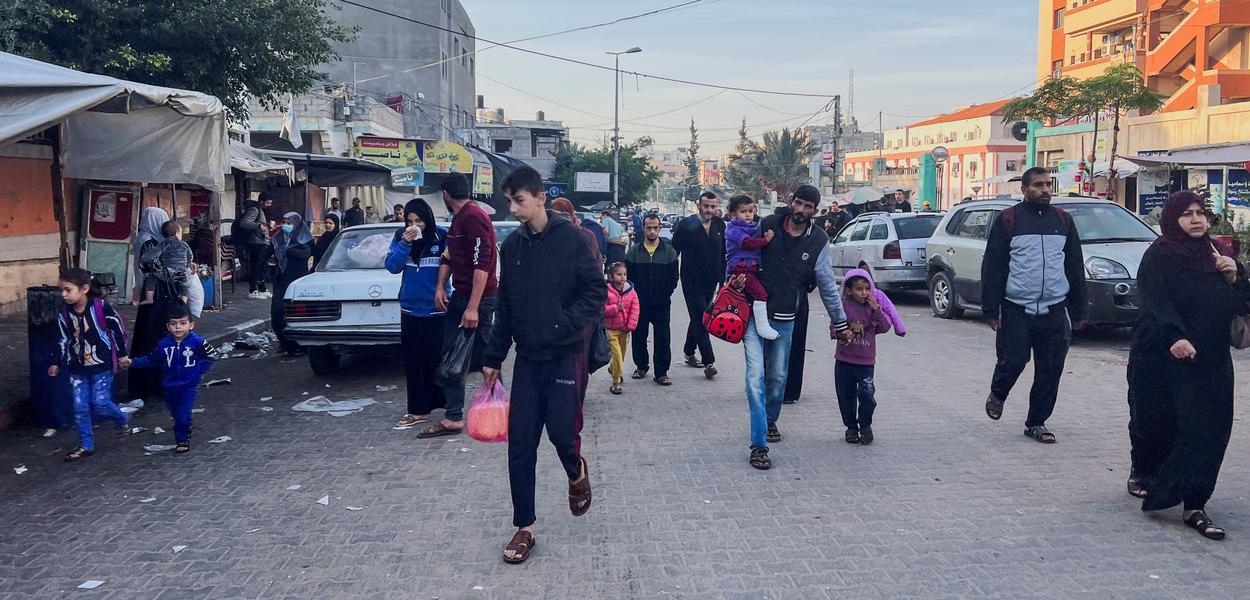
[237,193,271,299]
[625,214,680,386]
[824,202,852,237]
[981,166,1087,444]
[671,191,725,378]
[481,166,604,565]
[343,198,366,227]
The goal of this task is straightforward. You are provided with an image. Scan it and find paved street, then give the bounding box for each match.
[4,289,1250,599]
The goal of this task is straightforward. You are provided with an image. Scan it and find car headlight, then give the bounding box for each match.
[1086,257,1130,280]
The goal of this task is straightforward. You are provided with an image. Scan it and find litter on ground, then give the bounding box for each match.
[259,396,273,402]
[119,399,144,414]
[144,444,177,452]
[316,495,330,506]
[287,484,301,490]
[78,581,105,590]
[191,409,205,413]
[153,427,165,434]
[128,427,147,435]
[246,528,261,533]
[14,465,27,475]
[204,378,231,387]
[172,545,186,554]
[345,506,365,511]
[376,384,398,392]
[139,497,156,503]
[291,396,377,417]
[207,436,232,444]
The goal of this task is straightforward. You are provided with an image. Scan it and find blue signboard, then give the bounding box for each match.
[1208,169,1250,209]
[1136,169,1170,215]
[544,182,570,198]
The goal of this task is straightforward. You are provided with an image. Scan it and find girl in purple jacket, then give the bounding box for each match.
[835,268,899,446]
[724,195,779,340]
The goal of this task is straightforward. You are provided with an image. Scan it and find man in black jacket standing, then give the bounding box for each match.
[482,166,604,565]
[981,166,1086,444]
[671,191,725,379]
[237,193,271,299]
[625,214,680,386]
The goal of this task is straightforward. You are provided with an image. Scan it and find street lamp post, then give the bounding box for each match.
[607,47,642,207]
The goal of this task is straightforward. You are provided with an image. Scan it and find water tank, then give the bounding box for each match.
[495,108,505,121]
[536,110,546,121]
[476,95,485,109]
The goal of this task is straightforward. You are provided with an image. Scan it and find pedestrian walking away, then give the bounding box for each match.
[267,212,314,356]
[625,214,680,386]
[480,166,605,564]
[671,191,726,378]
[386,199,451,428]
[130,207,175,399]
[600,210,628,268]
[737,185,849,470]
[980,166,1087,443]
[421,173,498,439]
[834,269,895,445]
[236,194,272,299]
[603,262,640,395]
[1126,191,1250,540]
[123,305,216,454]
[49,268,131,461]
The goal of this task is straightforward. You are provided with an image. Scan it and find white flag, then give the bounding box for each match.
[280,95,303,149]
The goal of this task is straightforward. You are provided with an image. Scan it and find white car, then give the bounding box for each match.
[829,212,946,290]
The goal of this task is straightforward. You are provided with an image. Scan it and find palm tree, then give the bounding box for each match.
[745,128,815,200]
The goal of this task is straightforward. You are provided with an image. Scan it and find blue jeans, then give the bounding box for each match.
[743,318,795,449]
[68,372,128,451]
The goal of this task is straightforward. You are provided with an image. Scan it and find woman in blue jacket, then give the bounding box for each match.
[386,199,450,428]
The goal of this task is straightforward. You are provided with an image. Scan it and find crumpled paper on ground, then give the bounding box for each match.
[291,396,377,417]
[119,399,144,414]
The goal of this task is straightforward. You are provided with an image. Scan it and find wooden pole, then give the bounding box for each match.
[211,188,223,310]
[50,124,72,271]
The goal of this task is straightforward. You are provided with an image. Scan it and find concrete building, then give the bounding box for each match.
[321,0,477,140]
[248,93,405,156]
[844,99,1029,209]
[472,105,568,179]
[805,118,882,194]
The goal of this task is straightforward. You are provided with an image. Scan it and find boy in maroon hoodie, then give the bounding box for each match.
[835,270,892,445]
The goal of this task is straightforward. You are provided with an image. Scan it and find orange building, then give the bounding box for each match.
[1038,0,1250,112]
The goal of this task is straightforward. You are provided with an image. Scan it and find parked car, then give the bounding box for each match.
[829,212,945,290]
[925,196,1157,327]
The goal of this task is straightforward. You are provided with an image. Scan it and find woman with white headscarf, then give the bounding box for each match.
[266,211,314,355]
[129,206,172,398]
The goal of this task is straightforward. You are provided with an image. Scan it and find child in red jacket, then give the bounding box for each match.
[603,262,640,395]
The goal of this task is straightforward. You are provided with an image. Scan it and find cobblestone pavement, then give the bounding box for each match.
[4,290,1250,599]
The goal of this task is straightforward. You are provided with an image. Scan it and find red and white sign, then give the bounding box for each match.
[821,142,834,166]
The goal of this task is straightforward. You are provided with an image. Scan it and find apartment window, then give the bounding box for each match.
[462,49,468,67]
[494,139,513,153]
[1053,8,1063,29]
[454,38,459,59]
[470,57,475,75]
[1051,60,1063,78]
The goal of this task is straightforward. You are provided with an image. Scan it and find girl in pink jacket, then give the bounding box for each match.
[604,262,640,395]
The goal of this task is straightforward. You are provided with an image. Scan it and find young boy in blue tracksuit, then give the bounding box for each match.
[122,305,216,453]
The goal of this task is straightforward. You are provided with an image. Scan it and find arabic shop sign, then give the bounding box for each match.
[423,140,473,174]
[353,136,424,186]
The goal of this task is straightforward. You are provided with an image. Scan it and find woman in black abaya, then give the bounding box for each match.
[129,206,173,398]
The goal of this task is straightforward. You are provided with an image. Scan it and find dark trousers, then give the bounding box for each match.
[835,360,877,430]
[163,385,198,443]
[245,244,267,293]
[632,302,672,377]
[508,353,583,528]
[401,313,446,415]
[990,302,1071,428]
[784,294,810,401]
[440,294,495,422]
[681,282,716,365]
[270,283,298,353]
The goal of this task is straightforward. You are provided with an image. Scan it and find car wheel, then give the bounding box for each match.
[308,346,340,375]
[929,271,964,319]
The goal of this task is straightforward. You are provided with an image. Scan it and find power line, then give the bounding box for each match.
[332,0,838,97]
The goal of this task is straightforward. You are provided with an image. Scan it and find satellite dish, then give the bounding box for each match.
[1011,122,1029,142]
[931,146,949,163]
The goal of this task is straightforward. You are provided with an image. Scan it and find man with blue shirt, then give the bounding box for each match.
[600,210,627,267]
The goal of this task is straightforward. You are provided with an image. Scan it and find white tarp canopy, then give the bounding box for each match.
[0,51,227,191]
[1123,143,1250,168]
[229,141,294,179]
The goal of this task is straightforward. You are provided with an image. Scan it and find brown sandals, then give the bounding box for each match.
[503,529,536,564]
[569,457,592,517]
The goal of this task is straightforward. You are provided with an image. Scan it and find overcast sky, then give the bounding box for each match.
[467,0,1039,155]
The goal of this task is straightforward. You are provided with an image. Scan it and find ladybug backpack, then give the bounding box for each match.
[703,285,751,344]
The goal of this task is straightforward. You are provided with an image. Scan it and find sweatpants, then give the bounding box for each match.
[401,313,446,415]
[681,283,716,365]
[245,244,268,293]
[784,294,810,401]
[68,372,128,451]
[607,329,631,385]
[835,360,877,430]
[163,385,198,443]
[990,301,1072,428]
[508,353,583,528]
[440,295,496,422]
[632,303,672,378]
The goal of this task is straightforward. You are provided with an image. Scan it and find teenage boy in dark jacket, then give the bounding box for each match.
[481,166,605,565]
[624,214,680,385]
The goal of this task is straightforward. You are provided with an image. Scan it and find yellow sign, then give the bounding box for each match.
[474,165,494,194]
[423,141,472,174]
[353,137,422,169]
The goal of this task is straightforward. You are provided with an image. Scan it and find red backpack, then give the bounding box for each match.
[703,285,751,344]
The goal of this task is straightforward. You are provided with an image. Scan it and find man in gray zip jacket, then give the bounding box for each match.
[981,167,1086,443]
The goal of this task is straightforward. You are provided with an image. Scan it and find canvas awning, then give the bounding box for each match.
[0,51,227,191]
[228,141,294,178]
[1123,143,1250,168]
[262,150,392,187]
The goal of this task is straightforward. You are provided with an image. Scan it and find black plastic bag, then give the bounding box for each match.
[436,327,477,388]
[588,319,610,374]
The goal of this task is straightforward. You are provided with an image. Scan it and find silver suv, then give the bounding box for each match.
[925,196,1157,326]
[829,212,945,290]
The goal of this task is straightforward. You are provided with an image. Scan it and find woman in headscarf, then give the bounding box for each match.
[311,213,340,270]
[1127,191,1250,540]
[267,211,314,355]
[384,199,448,428]
[129,206,172,398]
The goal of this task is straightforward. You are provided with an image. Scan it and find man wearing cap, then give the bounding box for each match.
[343,198,366,228]
[420,174,498,439]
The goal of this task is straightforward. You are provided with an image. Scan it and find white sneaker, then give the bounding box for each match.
[42,428,56,438]
[247,291,261,299]
[753,301,780,341]
[261,291,273,299]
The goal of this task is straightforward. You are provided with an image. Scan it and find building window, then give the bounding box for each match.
[1051,60,1063,78]
[441,52,447,78]
[470,57,475,75]
[494,139,513,153]
[454,38,459,59]
[1053,8,1063,29]
[462,49,468,67]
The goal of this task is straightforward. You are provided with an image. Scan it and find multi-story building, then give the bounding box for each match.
[805,118,882,194]
[843,99,1029,209]
[472,105,568,179]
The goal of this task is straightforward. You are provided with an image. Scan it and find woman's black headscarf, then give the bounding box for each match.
[312,213,341,267]
[398,198,444,261]
[1154,190,1228,273]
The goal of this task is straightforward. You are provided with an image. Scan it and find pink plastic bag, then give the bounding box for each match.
[467,380,510,442]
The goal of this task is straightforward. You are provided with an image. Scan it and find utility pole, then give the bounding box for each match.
[607,47,642,207]
[831,95,842,193]
[874,110,883,186]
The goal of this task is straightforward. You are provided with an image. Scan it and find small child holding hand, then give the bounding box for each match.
[122,305,216,454]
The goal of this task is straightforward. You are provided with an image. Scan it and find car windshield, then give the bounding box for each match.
[495,224,519,242]
[893,215,943,239]
[318,228,397,271]
[1063,203,1157,243]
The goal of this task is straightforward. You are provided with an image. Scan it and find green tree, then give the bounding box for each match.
[741,127,814,200]
[1085,63,1164,192]
[722,118,764,199]
[552,136,661,208]
[682,118,701,203]
[0,0,357,122]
